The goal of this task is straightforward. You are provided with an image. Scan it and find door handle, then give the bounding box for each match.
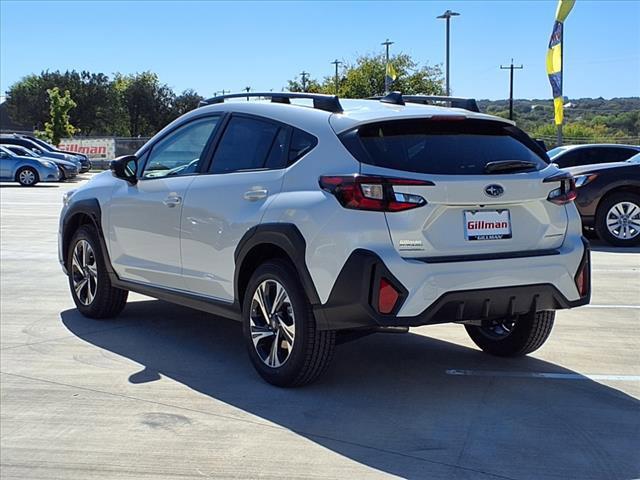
[243,188,268,201]
[163,194,182,207]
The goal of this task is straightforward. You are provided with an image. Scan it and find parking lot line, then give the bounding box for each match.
[446,369,640,381]
[583,304,640,309]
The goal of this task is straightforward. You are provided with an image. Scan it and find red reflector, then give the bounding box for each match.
[575,258,590,297]
[378,278,400,314]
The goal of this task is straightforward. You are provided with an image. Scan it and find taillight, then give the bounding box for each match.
[319,175,433,212]
[378,277,400,314]
[547,178,577,205]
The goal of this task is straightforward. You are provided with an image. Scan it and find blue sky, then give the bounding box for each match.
[1,0,638,100]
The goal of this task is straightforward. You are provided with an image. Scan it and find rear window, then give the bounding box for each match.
[341,119,548,175]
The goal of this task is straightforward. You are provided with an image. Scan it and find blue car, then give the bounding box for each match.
[0,146,60,186]
[2,144,79,180]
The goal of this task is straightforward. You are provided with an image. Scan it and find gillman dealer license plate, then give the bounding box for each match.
[464,210,512,241]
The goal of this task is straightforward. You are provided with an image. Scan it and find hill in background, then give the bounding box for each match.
[478,97,639,147]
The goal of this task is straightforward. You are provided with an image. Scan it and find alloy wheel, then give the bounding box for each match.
[606,201,640,240]
[19,169,36,185]
[249,279,296,368]
[71,239,98,306]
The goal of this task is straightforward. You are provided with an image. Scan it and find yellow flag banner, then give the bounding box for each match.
[547,0,575,125]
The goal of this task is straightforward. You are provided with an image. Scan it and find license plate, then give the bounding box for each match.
[464,210,512,241]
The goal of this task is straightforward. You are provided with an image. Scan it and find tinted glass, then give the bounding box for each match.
[264,127,289,170]
[210,117,281,173]
[553,150,583,168]
[142,116,219,179]
[288,129,318,165]
[601,147,637,163]
[342,119,547,175]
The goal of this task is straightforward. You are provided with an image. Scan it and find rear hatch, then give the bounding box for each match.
[339,117,570,259]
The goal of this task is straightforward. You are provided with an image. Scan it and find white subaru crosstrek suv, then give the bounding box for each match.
[59,92,590,387]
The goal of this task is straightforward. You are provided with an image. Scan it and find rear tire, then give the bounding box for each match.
[465,311,555,357]
[595,192,640,247]
[67,225,128,319]
[16,167,39,186]
[242,259,336,387]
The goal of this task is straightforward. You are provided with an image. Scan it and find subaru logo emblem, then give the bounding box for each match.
[484,184,504,197]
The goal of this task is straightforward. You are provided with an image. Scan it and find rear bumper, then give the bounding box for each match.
[313,239,590,331]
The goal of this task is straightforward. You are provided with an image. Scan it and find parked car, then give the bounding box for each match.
[59,92,590,387]
[548,144,639,168]
[0,135,83,171]
[1,143,79,180]
[567,153,640,246]
[0,146,60,186]
[18,134,92,172]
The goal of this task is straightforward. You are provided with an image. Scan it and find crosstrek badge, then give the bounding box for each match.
[399,239,424,250]
[464,210,512,240]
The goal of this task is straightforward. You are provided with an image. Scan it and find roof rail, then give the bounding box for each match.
[199,92,343,114]
[370,93,480,112]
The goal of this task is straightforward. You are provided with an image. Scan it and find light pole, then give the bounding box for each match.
[244,86,251,101]
[381,39,394,94]
[331,59,342,95]
[437,9,460,96]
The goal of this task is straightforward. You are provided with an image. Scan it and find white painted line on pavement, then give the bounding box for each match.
[583,304,640,309]
[446,369,640,381]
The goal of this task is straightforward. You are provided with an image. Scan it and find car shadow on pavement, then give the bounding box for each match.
[588,239,640,254]
[61,301,639,480]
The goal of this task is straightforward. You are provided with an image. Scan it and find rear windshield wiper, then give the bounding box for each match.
[484,160,538,174]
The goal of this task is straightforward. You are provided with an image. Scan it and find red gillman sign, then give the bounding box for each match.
[58,138,115,160]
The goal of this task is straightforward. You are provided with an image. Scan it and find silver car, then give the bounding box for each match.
[0,146,60,186]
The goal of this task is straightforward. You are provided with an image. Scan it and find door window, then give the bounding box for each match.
[210,116,286,173]
[142,116,220,179]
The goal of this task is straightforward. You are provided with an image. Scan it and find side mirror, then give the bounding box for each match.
[110,155,138,184]
[32,148,42,154]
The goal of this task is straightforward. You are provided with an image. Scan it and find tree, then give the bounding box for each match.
[173,89,204,117]
[116,72,176,137]
[285,53,445,98]
[38,87,77,146]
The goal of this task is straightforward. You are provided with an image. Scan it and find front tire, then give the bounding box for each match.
[595,192,640,247]
[465,311,555,357]
[67,225,128,319]
[16,167,39,186]
[242,259,335,387]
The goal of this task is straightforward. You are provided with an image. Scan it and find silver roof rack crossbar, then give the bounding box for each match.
[370,93,480,113]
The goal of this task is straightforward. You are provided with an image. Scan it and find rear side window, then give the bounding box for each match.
[288,129,317,165]
[340,119,548,175]
[211,116,285,173]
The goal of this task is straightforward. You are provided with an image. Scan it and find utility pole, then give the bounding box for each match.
[437,10,460,96]
[381,39,394,94]
[299,71,309,92]
[244,86,251,101]
[331,59,342,95]
[500,59,523,120]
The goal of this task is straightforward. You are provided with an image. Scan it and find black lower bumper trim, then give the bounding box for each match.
[313,248,590,331]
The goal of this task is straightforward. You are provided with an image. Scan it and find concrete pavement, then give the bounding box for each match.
[1,176,639,479]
